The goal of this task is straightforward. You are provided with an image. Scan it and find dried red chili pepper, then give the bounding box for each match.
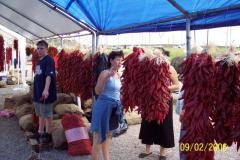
[6,47,12,65]
[121,47,171,123]
[180,53,215,160]
[0,36,5,72]
[48,46,58,58]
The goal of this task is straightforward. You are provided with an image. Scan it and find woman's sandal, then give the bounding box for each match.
[159,155,167,160]
[138,152,152,158]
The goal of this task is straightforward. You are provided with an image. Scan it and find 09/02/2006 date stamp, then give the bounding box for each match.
[180,143,227,152]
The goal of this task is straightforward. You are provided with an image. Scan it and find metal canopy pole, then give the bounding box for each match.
[96,35,99,50]
[207,29,209,49]
[92,32,97,54]
[186,19,191,56]
[167,0,192,56]
[61,38,63,48]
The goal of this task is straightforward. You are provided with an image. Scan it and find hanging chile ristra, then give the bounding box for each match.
[48,46,58,58]
[57,50,84,94]
[26,47,32,57]
[6,47,12,65]
[77,54,98,101]
[180,53,216,160]
[57,49,99,101]
[212,54,240,150]
[32,48,39,73]
[14,39,18,62]
[121,47,171,123]
[0,35,5,71]
[121,47,144,109]
[56,49,67,92]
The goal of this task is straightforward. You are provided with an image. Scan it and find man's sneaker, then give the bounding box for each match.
[29,132,40,141]
[39,133,45,144]
[39,133,52,144]
[46,133,52,143]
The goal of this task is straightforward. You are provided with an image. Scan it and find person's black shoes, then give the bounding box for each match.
[29,132,40,140]
[159,155,167,160]
[39,133,52,144]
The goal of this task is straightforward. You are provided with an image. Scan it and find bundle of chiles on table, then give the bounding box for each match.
[180,53,216,160]
[0,35,4,72]
[121,47,171,123]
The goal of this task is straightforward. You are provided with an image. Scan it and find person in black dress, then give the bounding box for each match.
[139,48,179,160]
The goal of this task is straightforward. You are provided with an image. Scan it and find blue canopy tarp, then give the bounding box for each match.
[44,0,240,34]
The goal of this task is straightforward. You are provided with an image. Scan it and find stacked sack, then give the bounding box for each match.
[62,113,92,156]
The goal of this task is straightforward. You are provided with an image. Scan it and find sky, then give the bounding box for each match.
[99,26,240,47]
[1,23,240,48]
[76,26,240,47]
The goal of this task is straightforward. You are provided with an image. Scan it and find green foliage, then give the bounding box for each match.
[165,47,185,61]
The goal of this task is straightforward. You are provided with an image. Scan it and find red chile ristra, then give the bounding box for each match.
[180,53,215,160]
[121,48,171,123]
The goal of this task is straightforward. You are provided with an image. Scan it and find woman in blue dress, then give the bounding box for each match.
[91,51,124,160]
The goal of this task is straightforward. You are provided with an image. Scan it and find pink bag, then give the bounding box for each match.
[0,109,15,118]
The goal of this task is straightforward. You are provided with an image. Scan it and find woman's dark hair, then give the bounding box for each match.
[155,47,165,53]
[164,50,170,57]
[107,50,124,68]
[154,47,170,57]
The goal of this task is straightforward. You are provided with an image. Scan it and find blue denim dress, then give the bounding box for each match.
[91,76,121,143]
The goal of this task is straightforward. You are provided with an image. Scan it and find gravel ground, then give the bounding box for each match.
[0,86,239,160]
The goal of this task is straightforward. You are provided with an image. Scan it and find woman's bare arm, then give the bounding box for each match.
[168,66,179,92]
[95,70,110,95]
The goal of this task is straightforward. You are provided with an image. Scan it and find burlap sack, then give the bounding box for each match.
[53,114,61,120]
[28,83,33,95]
[54,104,83,116]
[83,99,93,109]
[19,114,35,132]
[53,93,74,109]
[16,103,34,119]
[4,97,15,109]
[51,119,67,149]
[82,116,89,124]
[125,111,142,125]
[14,93,32,106]
[5,93,32,109]
[84,122,91,128]
[6,76,17,85]
[0,81,7,88]
[52,119,62,128]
